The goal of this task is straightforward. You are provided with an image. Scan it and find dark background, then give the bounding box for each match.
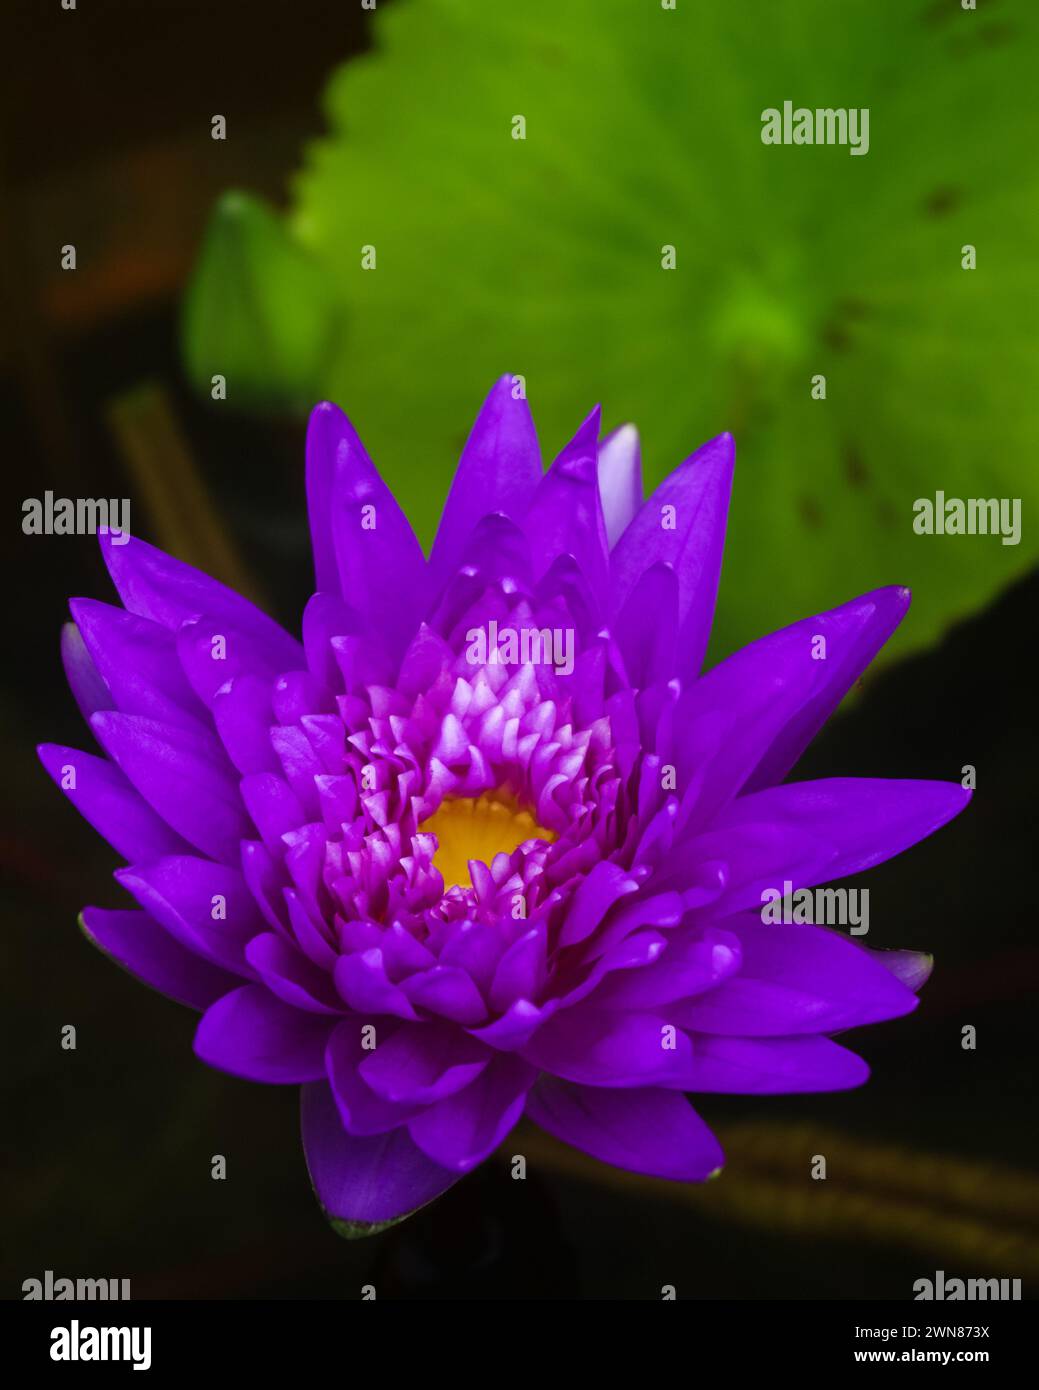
[2,0,1036,1299]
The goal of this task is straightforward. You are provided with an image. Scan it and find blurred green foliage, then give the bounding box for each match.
[183,0,1038,663]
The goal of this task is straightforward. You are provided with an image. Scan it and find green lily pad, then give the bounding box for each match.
[183,0,1039,663]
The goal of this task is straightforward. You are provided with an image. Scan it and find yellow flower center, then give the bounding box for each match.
[420,791,556,890]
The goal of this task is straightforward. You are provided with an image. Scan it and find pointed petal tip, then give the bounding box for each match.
[877,583,912,612]
[480,375,535,419]
[601,422,638,446]
[37,741,89,782]
[79,904,102,932]
[475,375,534,423]
[710,430,736,462]
[553,404,603,474]
[841,583,912,626]
[669,429,736,486]
[689,429,735,459]
[306,400,352,447]
[877,949,934,992]
[77,908,106,958]
[893,950,934,993]
[96,524,135,551]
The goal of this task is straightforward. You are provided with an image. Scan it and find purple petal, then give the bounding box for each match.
[301,1080,459,1227]
[871,947,934,992]
[91,711,250,863]
[559,860,639,948]
[175,614,287,707]
[524,406,610,601]
[428,376,541,594]
[194,983,333,1082]
[659,820,833,914]
[212,674,279,775]
[402,966,488,1024]
[334,951,420,1020]
[70,598,205,731]
[592,925,742,1010]
[438,920,505,994]
[60,622,112,721]
[311,401,426,663]
[669,591,912,827]
[284,888,338,970]
[457,513,533,594]
[614,562,678,689]
[672,922,918,1034]
[584,889,687,961]
[667,599,958,832]
[677,975,912,1036]
[610,432,733,679]
[306,404,349,594]
[744,586,911,792]
[489,926,546,1012]
[81,907,239,1011]
[272,669,328,723]
[99,532,301,671]
[406,1054,535,1172]
[114,856,261,976]
[522,1008,693,1087]
[326,1021,422,1135]
[269,726,323,818]
[397,623,456,700]
[241,840,293,936]
[682,1035,869,1094]
[527,1078,723,1180]
[667,664,821,836]
[244,932,343,1014]
[303,591,360,691]
[597,423,642,550]
[358,1021,489,1103]
[550,928,667,1012]
[684,777,972,915]
[467,999,546,1050]
[37,743,190,863]
[239,772,306,855]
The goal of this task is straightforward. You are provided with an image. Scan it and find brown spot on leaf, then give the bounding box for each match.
[980,22,1018,48]
[821,298,871,353]
[844,446,869,489]
[924,186,961,219]
[922,0,955,28]
[835,297,871,321]
[948,18,1018,59]
[798,495,823,529]
[822,322,850,353]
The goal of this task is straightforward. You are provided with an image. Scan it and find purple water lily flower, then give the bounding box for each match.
[40,377,969,1232]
